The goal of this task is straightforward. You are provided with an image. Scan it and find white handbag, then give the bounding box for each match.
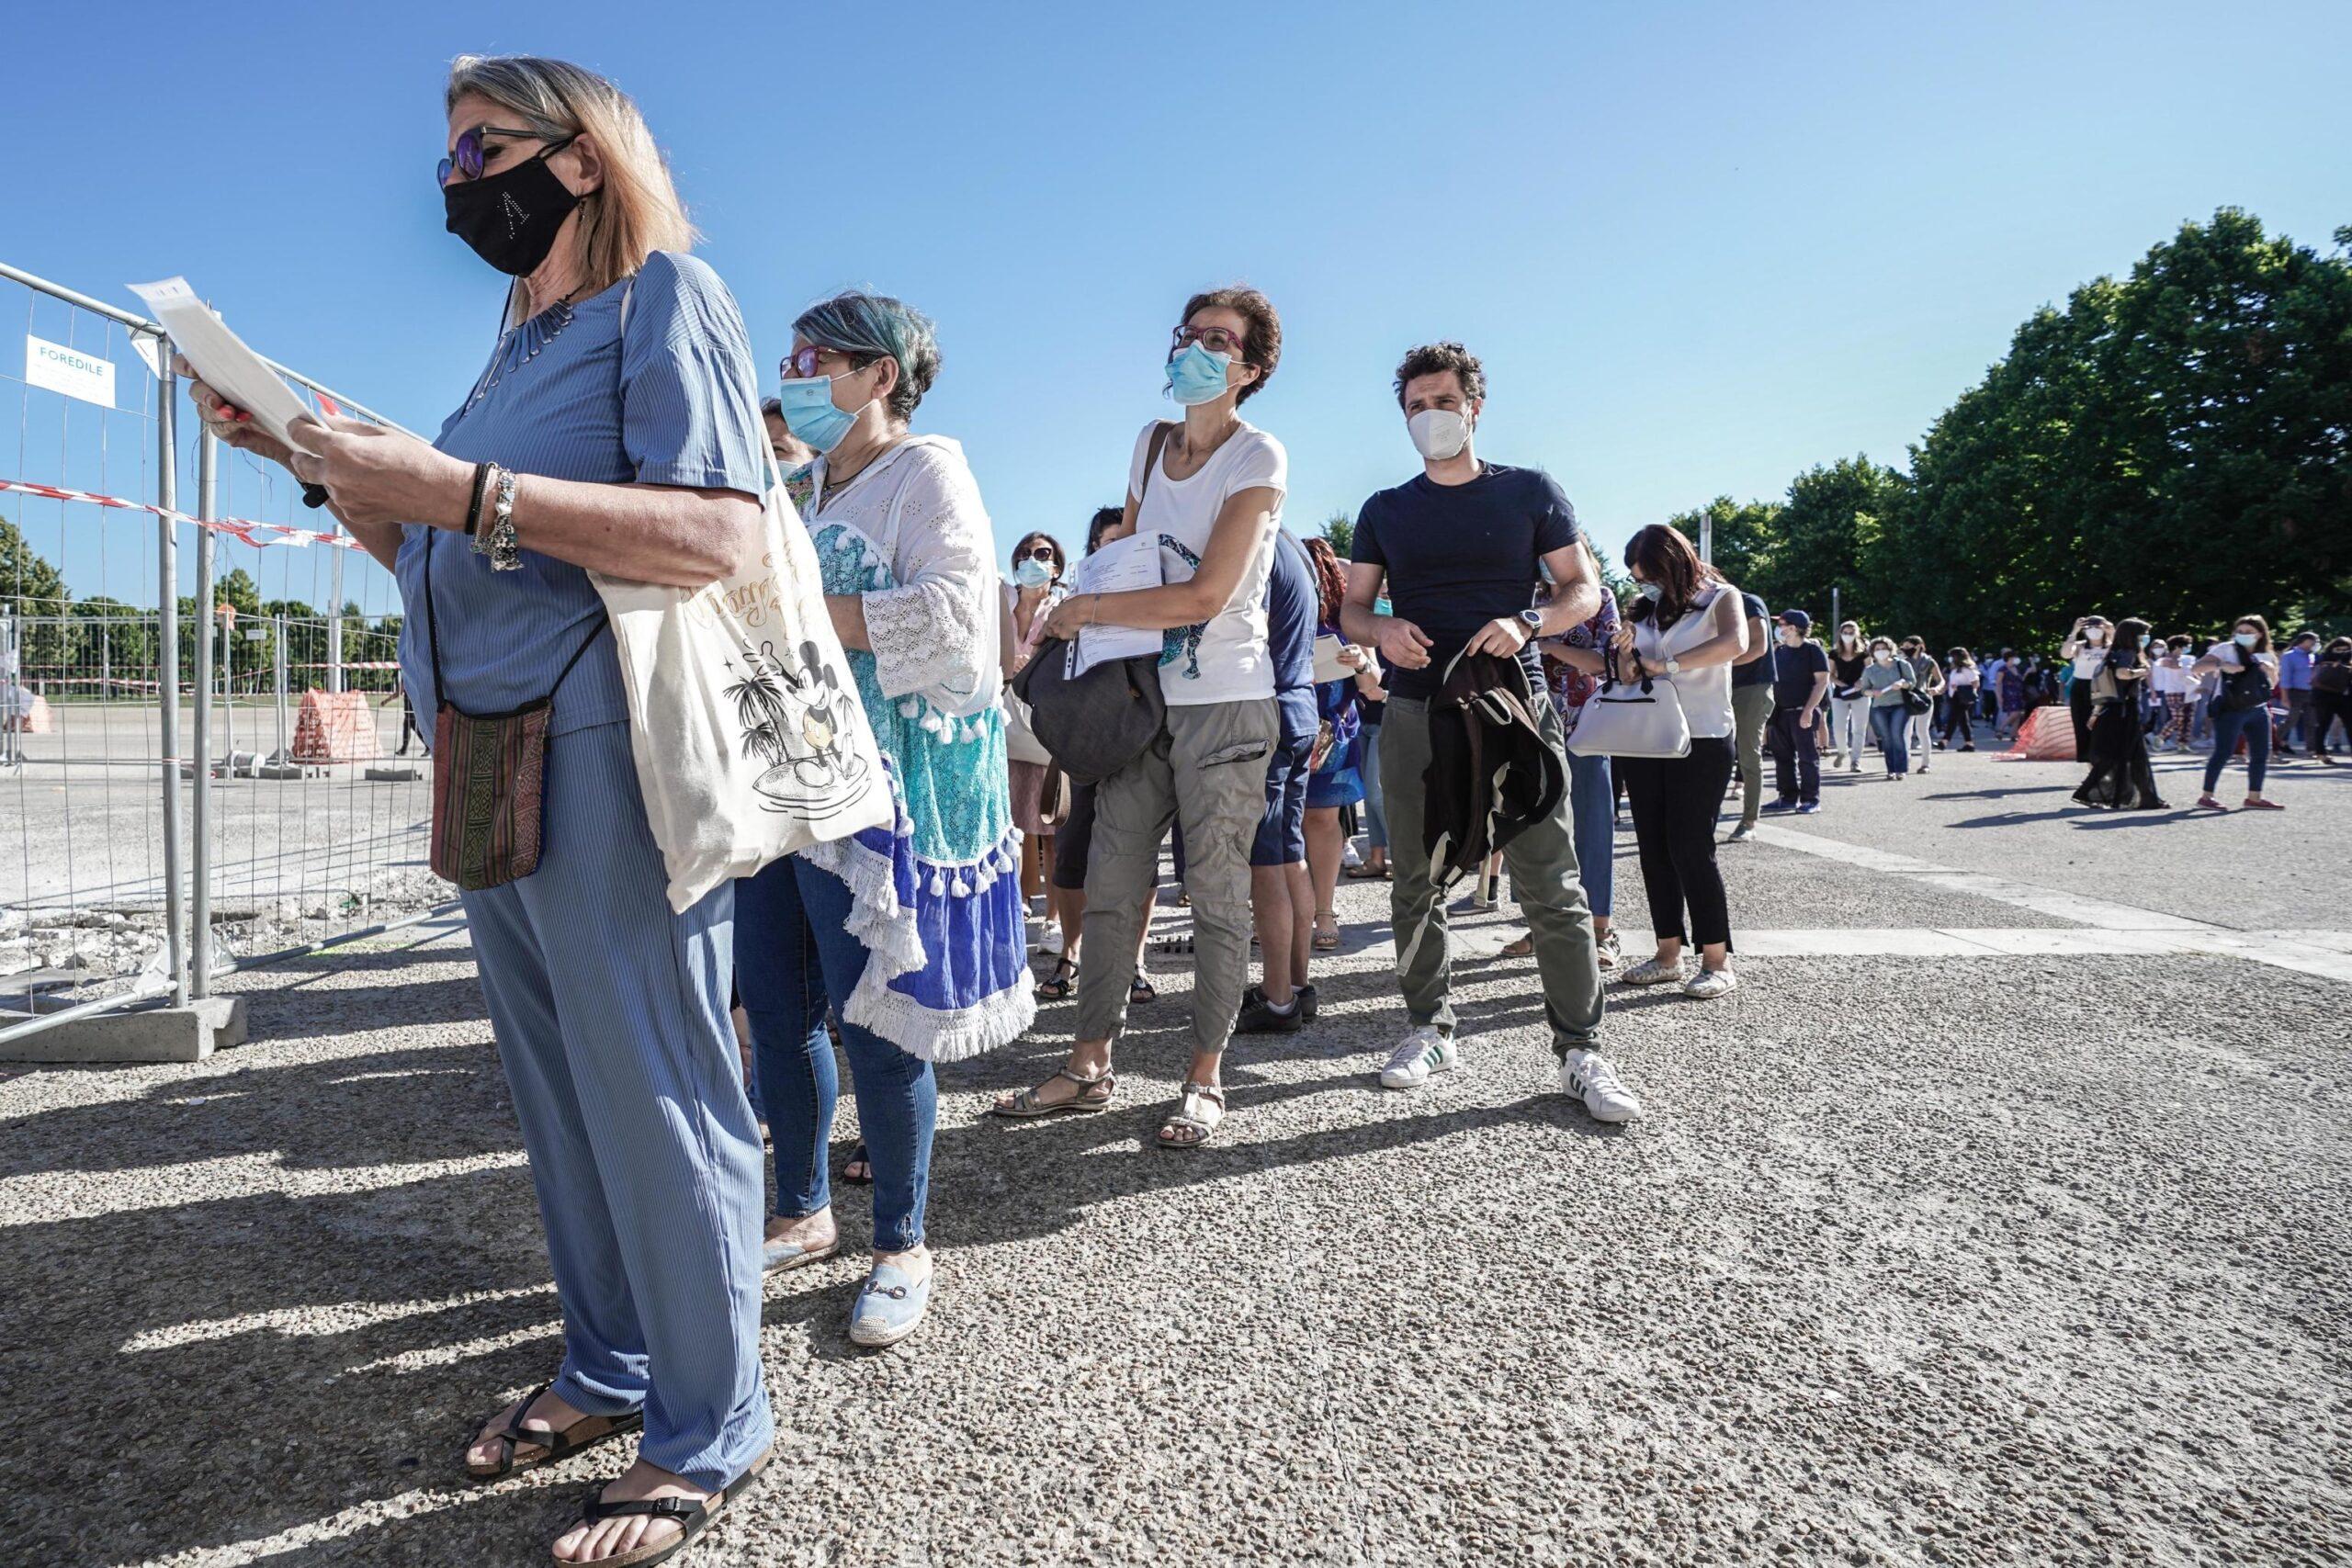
[587,282,894,912]
[1001,691,1051,765]
[1565,647,1692,760]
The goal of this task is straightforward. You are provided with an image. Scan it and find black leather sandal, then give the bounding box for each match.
[563,1452,769,1567]
[465,1382,641,1480]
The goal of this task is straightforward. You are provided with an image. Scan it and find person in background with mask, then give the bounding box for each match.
[1233,525,1319,1034]
[1502,540,1624,970]
[1763,609,1829,813]
[1898,636,1943,774]
[2188,616,2284,811]
[1858,636,1918,778]
[1040,507,1162,1004]
[1939,648,1979,751]
[1826,621,1871,773]
[2278,630,2319,754]
[760,394,819,513]
[742,289,1035,1351]
[995,287,1287,1149]
[2072,616,2165,809]
[1004,529,1070,962]
[2147,635,2190,750]
[1346,592,1394,882]
[1340,341,1638,1119]
[2308,635,2352,762]
[1995,647,2028,739]
[2060,615,2111,759]
[1725,586,1776,841]
[187,54,775,1563]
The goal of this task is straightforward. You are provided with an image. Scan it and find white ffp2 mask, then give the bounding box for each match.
[1408,408,1472,461]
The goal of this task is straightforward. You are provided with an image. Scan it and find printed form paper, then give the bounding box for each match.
[1068,531,1165,675]
[127,277,316,447]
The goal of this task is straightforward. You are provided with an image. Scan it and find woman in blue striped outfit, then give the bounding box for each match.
[184,54,775,1568]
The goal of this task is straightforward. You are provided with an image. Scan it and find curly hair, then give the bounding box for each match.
[1302,535,1350,631]
[1179,286,1281,405]
[1393,341,1487,409]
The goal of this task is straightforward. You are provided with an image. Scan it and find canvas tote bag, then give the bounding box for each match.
[585,282,893,912]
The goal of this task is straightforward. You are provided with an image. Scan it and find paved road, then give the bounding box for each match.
[2,750,2345,1565]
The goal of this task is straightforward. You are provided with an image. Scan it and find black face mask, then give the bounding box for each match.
[444,140,582,277]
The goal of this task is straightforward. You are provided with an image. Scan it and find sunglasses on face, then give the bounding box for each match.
[438,126,574,187]
[1170,324,1249,357]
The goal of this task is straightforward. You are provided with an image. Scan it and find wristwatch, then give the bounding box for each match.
[1517,608,1544,637]
[1663,657,1682,675]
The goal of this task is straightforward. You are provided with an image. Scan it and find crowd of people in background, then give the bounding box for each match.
[161,52,2344,1568]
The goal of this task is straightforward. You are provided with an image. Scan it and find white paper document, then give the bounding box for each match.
[1068,531,1165,675]
[127,277,315,447]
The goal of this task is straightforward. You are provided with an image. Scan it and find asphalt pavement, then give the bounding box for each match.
[2,748,2345,1566]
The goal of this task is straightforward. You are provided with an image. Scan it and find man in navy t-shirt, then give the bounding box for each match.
[1338,341,1640,1123]
[1236,528,1318,1032]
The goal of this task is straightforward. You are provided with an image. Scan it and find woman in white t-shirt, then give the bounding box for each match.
[991,287,1287,1149]
[2188,615,2284,811]
[1608,525,1751,998]
[2059,615,2113,760]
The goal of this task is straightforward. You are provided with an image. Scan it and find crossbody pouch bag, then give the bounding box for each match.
[424,530,604,891]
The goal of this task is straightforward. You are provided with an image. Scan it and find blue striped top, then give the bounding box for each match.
[394,251,765,735]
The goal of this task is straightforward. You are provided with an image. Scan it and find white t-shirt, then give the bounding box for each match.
[1948,662,1981,689]
[1127,418,1288,706]
[2071,642,2110,680]
[2149,658,2187,695]
[1634,582,1735,739]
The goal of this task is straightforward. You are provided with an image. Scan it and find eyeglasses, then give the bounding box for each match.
[1171,324,1249,358]
[1018,545,1058,564]
[780,344,876,380]
[438,126,574,187]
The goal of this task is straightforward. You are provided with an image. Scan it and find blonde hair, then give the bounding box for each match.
[446,55,695,321]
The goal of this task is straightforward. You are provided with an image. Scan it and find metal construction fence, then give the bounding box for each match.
[2,260,450,1048]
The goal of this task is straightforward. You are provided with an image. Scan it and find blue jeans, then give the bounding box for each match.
[737,858,935,1253]
[2202,705,2272,795]
[1359,719,1388,851]
[1869,704,1911,774]
[1566,748,1613,919]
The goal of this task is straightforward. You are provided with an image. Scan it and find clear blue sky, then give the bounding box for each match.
[4,0,2346,608]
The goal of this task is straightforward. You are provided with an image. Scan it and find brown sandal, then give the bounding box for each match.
[1157,1082,1226,1148]
[466,1381,642,1480]
[989,1064,1115,1118]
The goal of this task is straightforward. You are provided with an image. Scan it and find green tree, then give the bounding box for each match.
[1665,495,1785,599]
[1768,456,1905,627]
[1,518,74,676]
[1317,509,1354,559]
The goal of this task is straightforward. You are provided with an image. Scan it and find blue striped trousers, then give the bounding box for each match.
[461,719,772,1488]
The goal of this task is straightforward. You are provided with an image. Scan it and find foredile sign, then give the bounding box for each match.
[24,334,116,409]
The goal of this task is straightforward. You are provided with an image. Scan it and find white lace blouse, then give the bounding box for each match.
[809,436,1002,718]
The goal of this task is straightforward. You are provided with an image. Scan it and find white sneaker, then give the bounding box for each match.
[1380,1025,1458,1089]
[1616,955,1688,987]
[1038,923,1065,957]
[1682,966,1737,999]
[1560,1048,1642,1123]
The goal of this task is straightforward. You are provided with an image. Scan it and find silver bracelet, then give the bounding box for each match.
[486,465,523,572]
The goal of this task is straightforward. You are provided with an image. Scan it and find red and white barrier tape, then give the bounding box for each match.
[0,478,365,551]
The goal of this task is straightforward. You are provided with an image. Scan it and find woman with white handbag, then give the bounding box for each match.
[1602,525,1749,998]
[1003,529,1070,961]
[740,290,1036,1349]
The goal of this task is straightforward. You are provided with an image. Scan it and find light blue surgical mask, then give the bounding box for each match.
[1015,558,1056,588]
[1164,342,1234,406]
[1634,581,1663,602]
[775,376,863,455]
[2234,631,2258,649]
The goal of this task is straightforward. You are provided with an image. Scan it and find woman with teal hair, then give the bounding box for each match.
[737,290,1033,1348]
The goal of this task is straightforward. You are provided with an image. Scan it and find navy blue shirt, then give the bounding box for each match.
[1351,463,1578,701]
[1263,529,1317,742]
[1730,592,1776,688]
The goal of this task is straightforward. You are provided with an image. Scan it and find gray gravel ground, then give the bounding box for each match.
[4,752,2348,1566]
